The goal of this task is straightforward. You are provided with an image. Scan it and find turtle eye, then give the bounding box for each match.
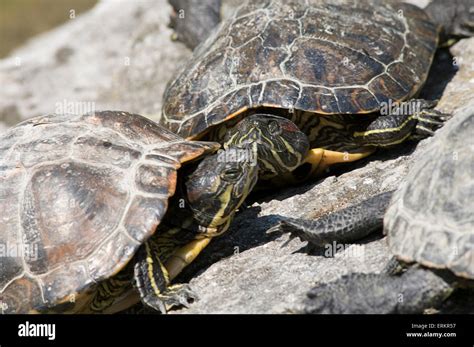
[268,120,282,136]
[222,166,242,181]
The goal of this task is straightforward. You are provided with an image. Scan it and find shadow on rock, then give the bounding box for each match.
[419,47,458,101]
[176,206,284,283]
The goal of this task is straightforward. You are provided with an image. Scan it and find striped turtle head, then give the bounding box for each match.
[184,146,258,235]
[224,114,309,180]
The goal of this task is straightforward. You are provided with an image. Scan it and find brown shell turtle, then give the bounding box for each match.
[161,0,453,183]
[0,111,257,313]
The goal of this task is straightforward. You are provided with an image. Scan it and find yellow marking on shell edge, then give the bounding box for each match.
[353,115,414,137]
[259,103,369,115]
[145,243,167,297]
[188,103,376,142]
[164,238,212,280]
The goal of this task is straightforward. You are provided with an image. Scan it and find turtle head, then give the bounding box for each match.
[224,114,309,180]
[184,147,258,235]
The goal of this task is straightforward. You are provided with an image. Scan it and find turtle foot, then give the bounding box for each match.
[413,101,450,137]
[142,284,198,314]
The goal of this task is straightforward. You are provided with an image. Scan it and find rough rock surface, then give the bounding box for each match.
[1,0,472,314]
[0,0,190,133]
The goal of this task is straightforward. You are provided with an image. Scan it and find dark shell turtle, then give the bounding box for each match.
[0,111,254,313]
[161,0,449,184]
[161,0,439,139]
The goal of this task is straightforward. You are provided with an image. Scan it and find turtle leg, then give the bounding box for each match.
[302,266,453,314]
[271,191,393,249]
[88,267,135,313]
[298,148,374,183]
[353,99,449,147]
[133,240,198,314]
[164,237,211,279]
[269,148,374,185]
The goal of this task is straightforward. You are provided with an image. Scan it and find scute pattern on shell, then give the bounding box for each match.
[161,0,439,138]
[0,111,218,313]
[385,108,474,279]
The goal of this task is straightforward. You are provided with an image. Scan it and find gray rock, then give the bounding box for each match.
[0,0,190,132]
[438,38,474,114]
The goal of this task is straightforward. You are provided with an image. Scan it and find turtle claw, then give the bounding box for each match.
[177,293,193,308]
[282,220,314,243]
[163,284,198,311]
[268,220,310,247]
[142,284,198,314]
[413,105,451,137]
[281,233,298,248]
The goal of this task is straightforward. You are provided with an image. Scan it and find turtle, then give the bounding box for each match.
[273,106,474,314]
[160,0,474,185]
[0,111,258,314]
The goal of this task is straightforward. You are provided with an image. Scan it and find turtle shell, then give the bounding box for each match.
[161,0,439,139]
[0,111,218,313]
[384,107,474,279]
